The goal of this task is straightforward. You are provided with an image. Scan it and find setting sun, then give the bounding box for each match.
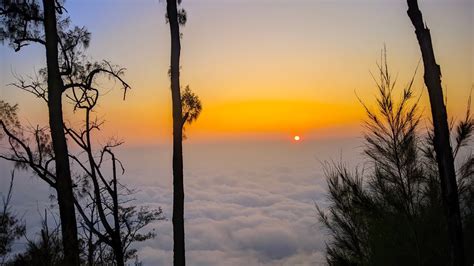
[294,135,301,141]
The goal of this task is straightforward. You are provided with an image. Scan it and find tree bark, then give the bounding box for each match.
[406,1,465,265]
[112,237,125,266]
[42,0,80,265]
[111,150,125,266]
[166,0,185,265]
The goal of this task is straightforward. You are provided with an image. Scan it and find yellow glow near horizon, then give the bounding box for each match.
[91,97,366,144]
[195,99,362,132]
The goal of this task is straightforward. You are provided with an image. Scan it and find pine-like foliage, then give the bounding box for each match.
[318,52,473,265]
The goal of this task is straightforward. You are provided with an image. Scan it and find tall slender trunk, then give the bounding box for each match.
[112,238,125,266]
[111,151,125,266]
[166,0,185,265]
[406,1,465,265]
[42,0,80,265]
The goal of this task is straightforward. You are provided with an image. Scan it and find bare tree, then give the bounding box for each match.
[165,1,202,265]
[406,1,465,265]
[63,73,164,265]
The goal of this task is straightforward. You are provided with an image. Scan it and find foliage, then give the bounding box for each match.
[317,52,474,265]
[181,85,202,125]
[0,0,44,51]
[80,204,164,264]
[7,212,64,266]
[1,0,154,263]
[0,172,26,264]
[179,85,202,139]
[0,101,20,137]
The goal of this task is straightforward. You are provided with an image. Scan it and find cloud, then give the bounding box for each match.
[127,144,336,265]
[233,226,298,260]
[1,139,363,265]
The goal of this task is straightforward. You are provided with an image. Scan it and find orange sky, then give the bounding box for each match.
[1,0,472,145]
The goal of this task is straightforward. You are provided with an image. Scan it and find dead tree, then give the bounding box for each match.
[62,68,163,265]
[406,1,465,265]
[63,60,129,266]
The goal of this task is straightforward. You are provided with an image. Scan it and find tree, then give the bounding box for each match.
[0,57,164,263]
[1,2,163,262]
[62,69,164,265]
[0,103,26,264]
[0,172,26,264]
[0,2,154,264]
[0,46,166,264]
[317,52,473,265]
[406,1,465,264]
[1,1,81,263]
[8,211,64,266]
[165,1,202,265]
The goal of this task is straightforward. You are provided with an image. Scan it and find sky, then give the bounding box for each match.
[0,1,473,265]
[1,0,472,145]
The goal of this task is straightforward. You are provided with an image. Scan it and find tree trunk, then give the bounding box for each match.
[112,237,125,266]
[42,0,80,265]
[406,1,465,265]
[166,0,185,265]
[112,151,125,266]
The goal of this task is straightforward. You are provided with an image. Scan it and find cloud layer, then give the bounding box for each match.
[0,139,362,265]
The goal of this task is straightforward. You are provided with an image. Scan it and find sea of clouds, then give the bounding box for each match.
[0,138,363,265]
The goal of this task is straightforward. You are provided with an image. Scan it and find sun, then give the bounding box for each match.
[294,135,301,141]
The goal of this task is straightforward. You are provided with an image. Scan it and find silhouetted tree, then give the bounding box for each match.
[0,101,163,264]
[1,1,82,263]
[62,74,164,265]
[0,103,26,264]
[406,1,465,264]
[8,211,64,266]
[0,53,165,263]
[165,1,201,265]
[0,172,26,264]
[317,52,473,265]
[0,2,161,264]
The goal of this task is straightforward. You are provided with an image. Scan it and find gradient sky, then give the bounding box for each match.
[0,2,473,264]
[1,0,472,145]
